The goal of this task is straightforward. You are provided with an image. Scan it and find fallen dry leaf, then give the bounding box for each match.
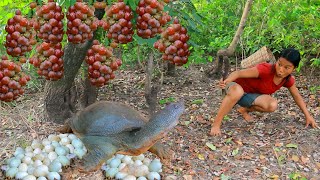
[301,156,309,164]
[291,155,300,162]
[183,175,193,180]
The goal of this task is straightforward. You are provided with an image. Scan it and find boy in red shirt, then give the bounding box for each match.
[210,48,318,136]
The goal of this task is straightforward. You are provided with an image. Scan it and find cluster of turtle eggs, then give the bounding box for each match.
[102,153,162,180]
[2,133,87,180]
[2,133,163,180]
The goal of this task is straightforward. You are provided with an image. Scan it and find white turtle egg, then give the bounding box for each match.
[137,177,147,180]
[15,171,29,179]
[133,165,149,177]
[60,137,71,146]
[57,156,70,166]
[42,138,51,146]
[83,146,87,153]
[33,159,43,167]
[33,148,42,155]
[134,160,143,166]
[115,172,128,179]
[51,141,60,148]
[33,153,45,161]
[55,146,67,156]
[49,160,62,172]
[44,144,55,153]
[37,176,47,180]
[33,164,49,177]
[31,140,43,149]
[105,167,119,178]
[142,158,151,166]
[22,175,37,180]
[71,139,83,149]
[16,153,25,159]
[106,156,115,164]
[147,172,161,180]
[123,175,137,180]
[47,172,61,180]
[74,148,86,159]
[118,163,127,171]
[133,154,145,161]
[68,134,77,140]
[122,156,133,164]
[14,147,25,156]
[58,133,68,138]
[115,154,125,159]
[148,159,162,172]
[18,163,29,172]
[65,144,75,154]
[25,146,33,152]
[27,166,35,174]
[101,164,110,171]
[42,158,51,166]
[9,157,21,168]
[5,157,13,164]
[110,158,122,168]
[22,156,33,165]
[48,134,60,142]
[25,152,34,158]
[62,145,70,154]
[5,167,18,178]
[48,152,58,161]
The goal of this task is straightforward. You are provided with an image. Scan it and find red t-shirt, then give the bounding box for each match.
[234,63,295,94]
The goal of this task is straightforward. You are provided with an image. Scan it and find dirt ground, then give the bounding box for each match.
[0,64,319,180]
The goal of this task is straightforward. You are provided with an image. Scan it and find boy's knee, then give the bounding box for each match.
[268,101,278,112]
[227,84,244,100]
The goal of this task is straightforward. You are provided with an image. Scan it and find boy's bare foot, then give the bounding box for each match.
[237,107,253,122]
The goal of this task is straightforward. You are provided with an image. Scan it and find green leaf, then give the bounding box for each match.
[159,97,176,105]
[191,99,203,104]
[286,143,298,148]
[225,137,232,144]
[128,0,137,10]
[223,115,231,121]
[231,148,239,156]
[278,154,286,164]
[221,174,231,180]
[205,142,216,151]
[184,121,191,126]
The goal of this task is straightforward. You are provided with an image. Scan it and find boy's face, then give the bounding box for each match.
[275,57,295,78]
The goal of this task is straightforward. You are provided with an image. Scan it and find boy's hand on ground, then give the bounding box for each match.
[305,117,319,129]
[210,126,221,136]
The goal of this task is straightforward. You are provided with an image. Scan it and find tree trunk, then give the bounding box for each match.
[207,0,253,79]
[44,42,93,123]
[44,5,105,123]
[144,52,160,116]
[166,61,176,76]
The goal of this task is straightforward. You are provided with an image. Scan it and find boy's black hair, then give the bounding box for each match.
[280,48,301,67]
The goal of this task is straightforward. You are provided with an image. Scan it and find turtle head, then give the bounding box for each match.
[150,99,185,130]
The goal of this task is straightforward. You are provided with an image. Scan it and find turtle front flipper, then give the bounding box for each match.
[79,136,118,172]
[148,142,173,160]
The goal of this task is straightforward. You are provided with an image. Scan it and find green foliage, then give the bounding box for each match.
[289,172,307,180]
[159,97,176,105]
[169,0,319,68]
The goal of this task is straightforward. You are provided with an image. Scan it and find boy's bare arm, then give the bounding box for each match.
[224,67,259,84]
[288,85,318,128]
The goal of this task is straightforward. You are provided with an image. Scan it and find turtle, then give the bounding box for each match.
[58,100,185,172]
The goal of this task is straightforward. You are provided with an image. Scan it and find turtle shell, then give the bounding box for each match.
[70,101,147,136]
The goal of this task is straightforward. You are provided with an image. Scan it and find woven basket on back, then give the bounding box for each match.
[241,46,276,68]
